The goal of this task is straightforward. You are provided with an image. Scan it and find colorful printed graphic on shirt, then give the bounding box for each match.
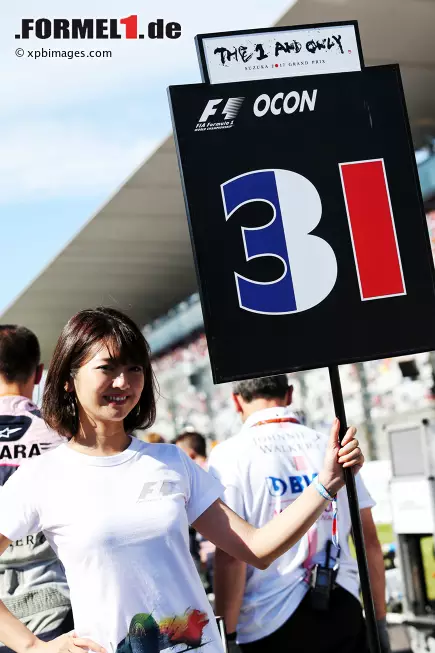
[116,609,210,653]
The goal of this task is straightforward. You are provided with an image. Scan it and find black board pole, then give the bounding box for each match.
[328,364,381,653]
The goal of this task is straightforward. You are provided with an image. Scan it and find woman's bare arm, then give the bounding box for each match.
[194,421,363,569]
[193,483,328,569]
[0,534,41,653]
[0,534,104,653]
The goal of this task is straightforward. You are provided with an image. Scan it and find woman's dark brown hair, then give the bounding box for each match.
[43,307,156,437]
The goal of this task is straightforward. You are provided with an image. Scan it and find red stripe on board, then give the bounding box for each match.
[340,160,405,300]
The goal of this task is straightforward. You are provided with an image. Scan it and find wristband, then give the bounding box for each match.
[226,633,237,641]
[314,480,339,548]
[314,480,335,502]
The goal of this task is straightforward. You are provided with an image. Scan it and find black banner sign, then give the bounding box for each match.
[169,65,435,383]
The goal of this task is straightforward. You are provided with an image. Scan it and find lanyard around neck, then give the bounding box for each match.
[251,417,300,428]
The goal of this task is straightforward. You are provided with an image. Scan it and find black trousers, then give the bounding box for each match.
[239,587,368,653]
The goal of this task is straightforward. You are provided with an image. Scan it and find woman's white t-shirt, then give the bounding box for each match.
[0,438,225,653]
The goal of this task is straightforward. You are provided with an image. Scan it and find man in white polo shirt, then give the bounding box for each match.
[208,375,390,653]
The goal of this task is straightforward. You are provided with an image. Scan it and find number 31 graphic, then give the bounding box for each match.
[221,160,406,315]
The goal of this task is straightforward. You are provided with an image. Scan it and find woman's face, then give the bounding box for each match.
[71,343,145,425]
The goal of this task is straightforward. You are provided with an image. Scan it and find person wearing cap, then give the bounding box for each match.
[0,325,72,652]
[209,375,390,653]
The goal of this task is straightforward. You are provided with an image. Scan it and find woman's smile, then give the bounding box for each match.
[103,394,130,407]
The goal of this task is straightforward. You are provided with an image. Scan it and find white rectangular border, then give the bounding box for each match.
[201,24,362,84]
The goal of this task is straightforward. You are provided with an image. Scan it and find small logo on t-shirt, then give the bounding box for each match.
[0,427,21,439]
[137,480,178,502]
[0,416,32,442]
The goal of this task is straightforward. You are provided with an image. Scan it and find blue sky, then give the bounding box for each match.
[0,0,294,315]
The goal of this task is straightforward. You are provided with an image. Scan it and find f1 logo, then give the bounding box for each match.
[198,97,245,123]
[199,99,222,123]
[221,160,406,314]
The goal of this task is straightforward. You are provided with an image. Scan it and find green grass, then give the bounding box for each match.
[420,536,435,600]
[350,524,435,600]
[375,523,397,546]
